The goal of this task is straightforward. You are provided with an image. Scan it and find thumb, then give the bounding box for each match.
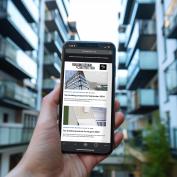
[37,84,60,125]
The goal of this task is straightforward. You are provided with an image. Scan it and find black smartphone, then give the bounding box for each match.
[59,41,115,154]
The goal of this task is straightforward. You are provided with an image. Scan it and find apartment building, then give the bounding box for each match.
[156,0,177,156]
[117,0,177,176]
[0,0,78,176]
[43,0,79,95]
[117,0,159,176]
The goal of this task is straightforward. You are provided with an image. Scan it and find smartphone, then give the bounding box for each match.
[59,41,115,154]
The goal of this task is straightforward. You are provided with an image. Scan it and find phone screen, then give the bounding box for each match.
[60,42,115,154]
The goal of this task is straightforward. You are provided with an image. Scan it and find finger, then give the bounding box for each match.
[78,132,123,173]
[115,112,125,129]
[114,100,120,111]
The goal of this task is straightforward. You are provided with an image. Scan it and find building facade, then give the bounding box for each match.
[117,0,177,176]
[0,0,78,176]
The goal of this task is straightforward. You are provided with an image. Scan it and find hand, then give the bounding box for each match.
[7,85,124,177]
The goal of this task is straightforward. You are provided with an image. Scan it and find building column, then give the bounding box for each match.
[0,153,10,177]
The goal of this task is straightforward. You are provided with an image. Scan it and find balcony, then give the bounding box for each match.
[127,89,158,114]
[118,52,127,69]
[43,78,59,92]
[116,70,127,90]
[115,92,128,110]
[43,54,61,77]
[120,0,135,25]
[45,31,62,56]
[45,10,68,42]
[129,0,155,28]
[126,20,156,67]
[165,59,177,95]
[127,50,158,90]
[118,33,127,52]
[0,0,38,50]
[45,0,69,33]
[164,2,177,38]
[0,81,37,109]
[0,123,33,147]
[12,0,39,23]
[0,37,37,79]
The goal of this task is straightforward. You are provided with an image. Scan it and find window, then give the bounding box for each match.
[3,113,8,123]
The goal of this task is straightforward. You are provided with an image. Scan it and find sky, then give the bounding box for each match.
[69,0,120,47]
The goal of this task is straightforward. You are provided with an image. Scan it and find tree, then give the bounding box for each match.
[142,120,171,177]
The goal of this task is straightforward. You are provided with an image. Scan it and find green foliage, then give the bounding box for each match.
[142,120,171,177]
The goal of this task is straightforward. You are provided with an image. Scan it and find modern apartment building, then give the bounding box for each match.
[43,0,79,95]
[117,0,159,176]
[0,0,78,176]
[156,0,177,156]
[117,0,177,176]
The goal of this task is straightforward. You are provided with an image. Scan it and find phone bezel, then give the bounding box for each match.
[59,41,116,155]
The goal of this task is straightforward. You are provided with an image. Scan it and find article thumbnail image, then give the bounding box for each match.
[63,106,106,126]
[64,70,108,91]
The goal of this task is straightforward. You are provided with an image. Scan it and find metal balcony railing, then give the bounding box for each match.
[127,89,158,114]
[0,0,38,50]
[0,124,34,146]
[0,37,37,79]
[127,50,158,90]
[0,81,37,108]
[126,20,156,67]
[165,59,177,95]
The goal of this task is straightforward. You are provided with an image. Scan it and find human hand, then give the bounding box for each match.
[7,85,124,177]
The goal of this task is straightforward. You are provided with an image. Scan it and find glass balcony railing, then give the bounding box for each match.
[126,20,156,67]
[0,81,37,108]
[43,79,59,91]
[115,92,128,108]
[118,52,127,69]
[118,33,127,51]
[164,2,177,38]
[120,0,135,25]
[0,0,38,50]
[12,0,39,23]
[45,31,63,56]
[117,72,127,89]
[127,50,158,90]
[0,37,37,79]
[44,54,61,77]
[45,10,68,42]
[127,89,158,114]
[0,124,33,146]
[165,59,177,95]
